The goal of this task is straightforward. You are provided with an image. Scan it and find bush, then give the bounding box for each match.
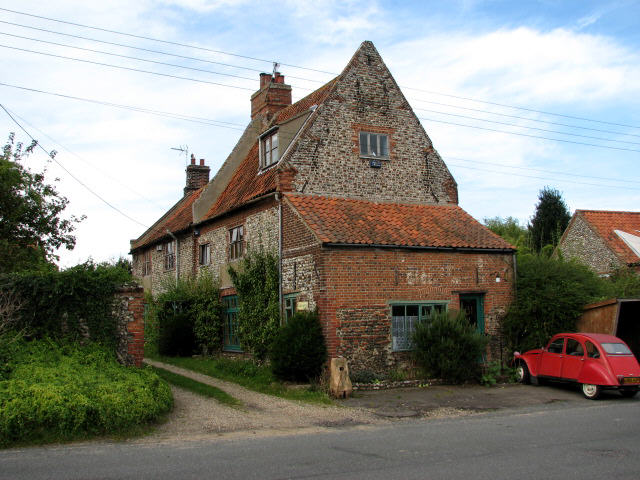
[270,311,327,382]
[412,310,488,384]
[502,254,606,353]
[153,273,223,356]
[0,260,131,344]
[0,339,172,447]
[228,250,280,361]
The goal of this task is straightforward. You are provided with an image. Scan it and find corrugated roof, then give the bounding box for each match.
[131,188,203,250]
[285,193,515,250]
[578,210,640,264]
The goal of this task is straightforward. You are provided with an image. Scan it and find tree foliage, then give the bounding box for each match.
[228,250,280,362]
[528,187,571,252]
[502,254,606,353]
[0,133,84,273]
[484,216,530,252]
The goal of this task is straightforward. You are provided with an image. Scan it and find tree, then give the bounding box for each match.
[501,254,606,353]
[484,216,530,252]
[0,133,83,273]
[528,187,571,252]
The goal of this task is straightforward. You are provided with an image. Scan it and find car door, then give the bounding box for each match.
[561,337,585,380]
[539,336,565,378]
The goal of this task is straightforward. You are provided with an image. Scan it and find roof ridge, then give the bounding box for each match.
[578,209,640,215]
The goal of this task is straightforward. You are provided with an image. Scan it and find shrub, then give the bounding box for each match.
[228,250,280,361]
[270,311,327,382]
[0,260,131,344]
[0,339,172,447]
[153,273,223,357]
[502,254,606,353]
[412,310,488,384]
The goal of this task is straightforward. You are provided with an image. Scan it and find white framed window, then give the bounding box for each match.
[199,243,210,266]
[359,132,389,159]
[229,225,244,260]
[391,302,447,351]
[164,241,175,270]
[260,130,279,168]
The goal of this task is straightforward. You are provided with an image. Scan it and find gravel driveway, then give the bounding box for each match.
[141,360,390,443]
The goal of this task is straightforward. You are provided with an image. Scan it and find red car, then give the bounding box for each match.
[514,333,640,399]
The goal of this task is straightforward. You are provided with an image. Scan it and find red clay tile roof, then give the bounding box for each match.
[578,210,640,264]
[285,194,514,250]
[131,188,203,251]
[204,143,278,219]
[276,78,338,124]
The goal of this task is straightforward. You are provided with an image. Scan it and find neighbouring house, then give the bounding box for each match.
[130,41,516,373]
[557,210,640,275]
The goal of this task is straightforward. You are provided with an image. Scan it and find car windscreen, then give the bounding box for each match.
[600,343,632,355]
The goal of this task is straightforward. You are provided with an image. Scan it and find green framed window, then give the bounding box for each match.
[223,295,241,352]
[284,294,297,323]
[459,293,485,334]
[391,302,447,352]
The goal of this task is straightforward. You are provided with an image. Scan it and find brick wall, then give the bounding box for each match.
[112,284,145,367]
[311,247,514,374]
[557,214,622,274]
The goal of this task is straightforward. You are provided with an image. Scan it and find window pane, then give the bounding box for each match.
[370,134,379,156]
[392,305,404,316]
[380,135,388,157]
[359,132,368,155]
[406,305,419,317]
[601,343,632,355]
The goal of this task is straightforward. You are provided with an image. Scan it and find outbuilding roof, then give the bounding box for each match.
[285,193,515,251]
[576,210,640,265]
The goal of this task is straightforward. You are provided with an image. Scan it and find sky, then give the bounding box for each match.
[1,0,639,268]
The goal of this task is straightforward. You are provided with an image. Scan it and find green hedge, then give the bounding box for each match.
[0,339,172,447]
[0,260,131,344]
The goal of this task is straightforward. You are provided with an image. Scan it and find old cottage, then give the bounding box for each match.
[557,210,640,275]
[130,41,516,373]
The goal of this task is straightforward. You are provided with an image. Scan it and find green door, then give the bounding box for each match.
[223,295,241,352]
[459,294,485,333]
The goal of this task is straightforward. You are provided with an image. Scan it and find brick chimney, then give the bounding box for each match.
[250,72,292,119]
[184,154,210,195]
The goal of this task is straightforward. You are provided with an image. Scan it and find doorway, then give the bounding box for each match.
[460,293,485,333]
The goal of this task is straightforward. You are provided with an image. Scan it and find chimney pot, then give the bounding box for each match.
[199,158,205,166]
[259,73,272,89]
[190,154,196,165]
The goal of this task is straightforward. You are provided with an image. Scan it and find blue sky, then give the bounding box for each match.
[0,0,639,267]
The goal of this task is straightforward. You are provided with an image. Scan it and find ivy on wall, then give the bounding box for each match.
[0,260,132,344]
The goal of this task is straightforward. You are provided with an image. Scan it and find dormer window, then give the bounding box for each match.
[260,129,279,168]
[359,132,389,159]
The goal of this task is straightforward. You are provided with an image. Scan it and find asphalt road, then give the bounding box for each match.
[1,399,639,480]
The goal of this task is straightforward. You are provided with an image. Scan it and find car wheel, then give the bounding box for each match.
[620,389,638,399]
[582,383,601,400]
[515,362,530,385]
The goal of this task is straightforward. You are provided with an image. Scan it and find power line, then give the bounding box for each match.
[447,162,640,191]
[9,109,168,211]
[0,19,324,84]
[0,31,261,84]
[411,98,640,139]
[447,156,640,185]
[0,43,254,91]
[0,103,150,229]
[0,6,335,75]
[418,116,640,153]
[4,7,637,130]
[4,6,640,135]
[415,107,640,146]
[0,81,246,129]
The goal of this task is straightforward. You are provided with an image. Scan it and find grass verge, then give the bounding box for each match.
[150,366,241,407]
[148,354,333,405]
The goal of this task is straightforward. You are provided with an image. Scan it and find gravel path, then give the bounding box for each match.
[141,359,389,443]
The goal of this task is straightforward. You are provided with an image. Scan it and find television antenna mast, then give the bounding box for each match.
[170,145,189,165]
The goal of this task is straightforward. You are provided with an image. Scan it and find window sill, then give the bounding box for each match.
[360,155,390,161]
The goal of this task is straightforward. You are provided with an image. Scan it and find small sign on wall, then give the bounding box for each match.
[297,301,309,311]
